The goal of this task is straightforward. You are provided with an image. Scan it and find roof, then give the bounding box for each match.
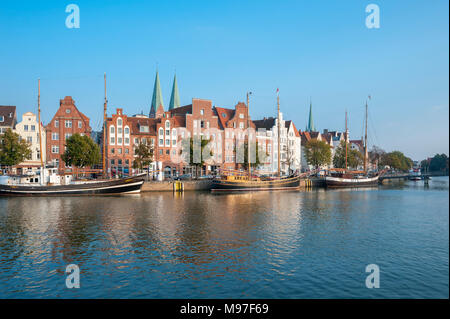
[214,107,235,130]
[0,105,17,127]
[127,117,158,135]
[149,71,164,117]
[169,104,192,116]
[253,117,276,130]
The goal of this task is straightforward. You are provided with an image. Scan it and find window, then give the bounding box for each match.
[0,116,3,122]
[159,128,164,136]
[118,148,122,154]
[134,138,139,144]
[66,109,71,114]
[24,125,29,131]
[52,145,59,153]
[78,121,82,128]
[222,113,226,118]
[159,138,163,146]
[117,127,122,134]
[110,137,115,144]
[27,136,32,143]
[111,159,115,165]
[31,125,35,131]
[166,150,170,155]
[165,139,170,146]
[172,139,176,146]
[159,150,163,155]
[124,137,129,145]
[52,133,59,140]
[200,109,204,115]
[239,113,244,119]
[111,148,115,154]
[125,148,129,154]
[65,133,72,140]
[239,122,244,129]
[142,138,147,145]
[200,121,204,128]
[65,120,72,128]
[117,118,122,126]
[55,120,59,128]
[166,129,170,136]
[124,127,129,134]
[165,121,170,128]
[110,126,115,134]
[118,159,122,165]
[140,125,149,133]
[117,137,122,144]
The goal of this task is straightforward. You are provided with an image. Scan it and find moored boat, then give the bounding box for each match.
[211,174,300,192]
[0,171,145,196]
[325,171,379,188]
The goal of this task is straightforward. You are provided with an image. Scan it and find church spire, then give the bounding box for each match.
[306,99,315,132]
[149,70,164,118]
[168,73,180,110]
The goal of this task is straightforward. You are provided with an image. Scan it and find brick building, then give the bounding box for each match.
[45,96,91,170]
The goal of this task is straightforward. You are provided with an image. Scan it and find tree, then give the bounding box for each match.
[429,153,449,174]
[180,136,213,178]
[0,128,32,171]
[61,134,101,168]
[304,139,332,169]
[132,142,154,176]
[333,140,363,169]
[282,141,297,174]
[380,151,413,171]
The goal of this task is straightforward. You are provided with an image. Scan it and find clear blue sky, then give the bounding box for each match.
[0,0,448,160]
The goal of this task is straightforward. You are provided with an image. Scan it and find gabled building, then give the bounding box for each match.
[45,96,91,170]
[13,112,46,174]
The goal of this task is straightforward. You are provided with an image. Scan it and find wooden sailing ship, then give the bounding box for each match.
[212,90,300,192]
[325,98,379,188]
[0,76,145,196]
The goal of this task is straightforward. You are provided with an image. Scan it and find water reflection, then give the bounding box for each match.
[0,177,448,298]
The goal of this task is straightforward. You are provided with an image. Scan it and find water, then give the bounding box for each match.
[0,177,448,299]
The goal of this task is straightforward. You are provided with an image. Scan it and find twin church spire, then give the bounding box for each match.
[149,71,180,118]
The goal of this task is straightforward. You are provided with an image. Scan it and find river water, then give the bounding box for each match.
[0,177,448,299]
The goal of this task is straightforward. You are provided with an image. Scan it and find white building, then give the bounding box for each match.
[254,112,302,175]
[13,112,46,174]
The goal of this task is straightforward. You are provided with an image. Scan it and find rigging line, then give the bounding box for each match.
[368,108,380,147]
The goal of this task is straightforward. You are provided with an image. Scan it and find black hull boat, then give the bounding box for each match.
[325,175,379,188]
[211,175,300,192]
[0,175,145,196]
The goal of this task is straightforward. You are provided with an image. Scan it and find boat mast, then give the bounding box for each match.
[247,92,251,180]
[345,110,348,170]
[277,90,281,177]
[103,73,107,178]
[364,99,368,173]
[37,79,44,184]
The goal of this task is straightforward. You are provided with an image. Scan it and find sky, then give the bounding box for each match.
[0,0,448,160]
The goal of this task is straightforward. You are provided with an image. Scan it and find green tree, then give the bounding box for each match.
[333,140,363,169]
[304,139,332,169]
[133,142,154,176]
[180,136,213,178]
[429,153,449,174]
[0,128,32,171]
[61,134,101,168]
[380,151,413,171]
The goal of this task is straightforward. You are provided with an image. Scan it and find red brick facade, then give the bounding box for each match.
[45,96,91,170]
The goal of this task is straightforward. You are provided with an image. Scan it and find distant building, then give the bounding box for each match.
[0,105,17,134]
[13,112,46,174]
[45,96,92,170]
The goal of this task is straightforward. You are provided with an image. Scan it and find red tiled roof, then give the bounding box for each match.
[169,104,192,116]
[214,107,235,130]
[127,117,158,135]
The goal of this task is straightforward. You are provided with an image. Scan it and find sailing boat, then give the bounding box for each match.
[211,90,300,192]
[325,98,379,188]
[0,77,145,196]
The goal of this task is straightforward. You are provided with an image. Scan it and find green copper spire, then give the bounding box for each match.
[168,73,180,110]
[306,100,315,132]
[149,71,164,118]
